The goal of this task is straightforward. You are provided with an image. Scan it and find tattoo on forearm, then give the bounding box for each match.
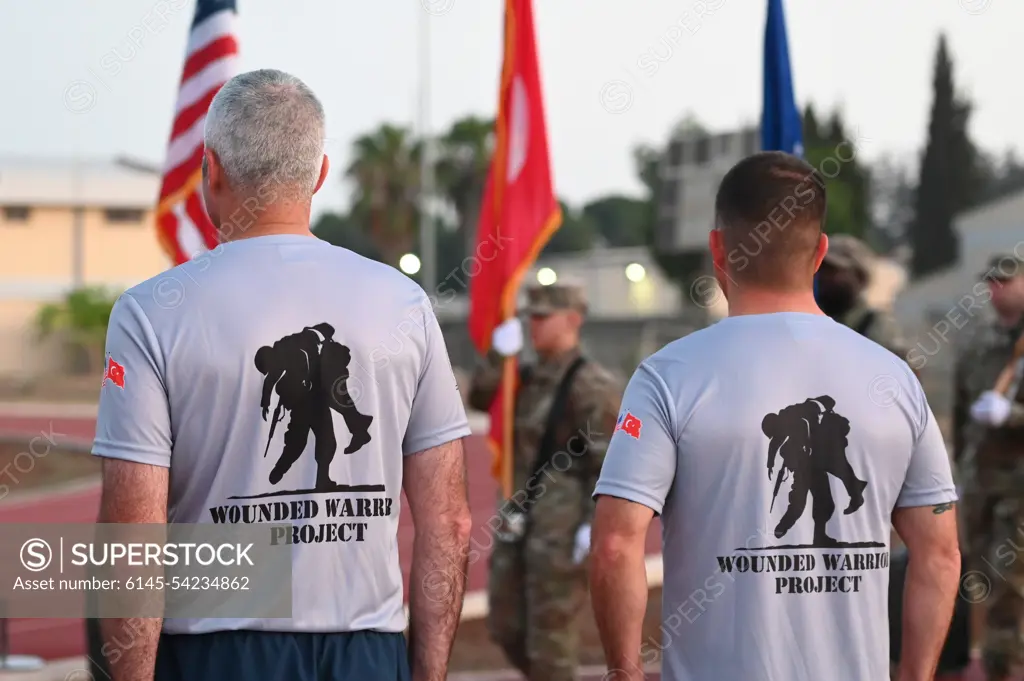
[933,502,954,514]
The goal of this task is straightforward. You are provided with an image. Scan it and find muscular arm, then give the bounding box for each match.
[466,349,504,412]
[98,459,168,681]
[590,495,653,681]
[404,438,472,681]
[891,502,961,681]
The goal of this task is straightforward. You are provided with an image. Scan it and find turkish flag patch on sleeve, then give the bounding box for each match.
[103,355,126,389]
[615,411,642,439]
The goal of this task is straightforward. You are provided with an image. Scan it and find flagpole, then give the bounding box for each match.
[417,5,437,294]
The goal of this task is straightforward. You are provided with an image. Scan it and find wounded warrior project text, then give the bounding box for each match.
[717,551,889,594]
[209,497,393,544]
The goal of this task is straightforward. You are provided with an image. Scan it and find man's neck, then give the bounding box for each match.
[997,310,1024,329]
[537,343,579,364]
[725,289,825,318]
[217,202,315,243]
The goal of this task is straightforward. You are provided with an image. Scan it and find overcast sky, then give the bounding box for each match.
[1,0,1018,217]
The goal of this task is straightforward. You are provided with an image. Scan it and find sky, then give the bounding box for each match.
[1,0,1020,219]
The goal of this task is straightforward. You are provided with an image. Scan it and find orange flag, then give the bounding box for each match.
[468,0,562,499]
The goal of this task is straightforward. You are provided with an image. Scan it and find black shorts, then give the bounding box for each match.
[154,629,410,681]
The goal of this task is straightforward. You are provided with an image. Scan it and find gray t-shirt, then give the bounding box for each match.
[92,234,470,635]
[595,312,956,681]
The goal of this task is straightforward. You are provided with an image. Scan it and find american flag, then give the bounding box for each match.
[155,0,239,265]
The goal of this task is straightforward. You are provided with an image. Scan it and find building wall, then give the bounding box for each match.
[525,247,683,317]
[0,205,170,377]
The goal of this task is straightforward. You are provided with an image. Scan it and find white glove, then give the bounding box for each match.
[970,390,1012,426]
[492,318,523,356]
[573,524,591,564]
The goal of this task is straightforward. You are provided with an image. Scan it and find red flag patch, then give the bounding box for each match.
[103,356,126,390]
[615,411,642,439]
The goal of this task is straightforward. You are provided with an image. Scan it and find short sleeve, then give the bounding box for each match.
[402,303,471,455]
[896,386,957,508]
[593,361,677,514]
[92,293,172,468]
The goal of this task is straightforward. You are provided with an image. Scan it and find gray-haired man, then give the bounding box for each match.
[93,69,472,681]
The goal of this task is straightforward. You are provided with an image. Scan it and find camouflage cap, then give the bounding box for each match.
[822,234,874,276]
[521,280,588,315]
[979,253,1024,282]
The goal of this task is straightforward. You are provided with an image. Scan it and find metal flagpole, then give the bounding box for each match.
[417,4,437,295]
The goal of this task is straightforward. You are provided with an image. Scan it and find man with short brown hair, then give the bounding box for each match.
[590,151,961,681]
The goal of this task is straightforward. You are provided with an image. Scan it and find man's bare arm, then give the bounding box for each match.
[403,438,472,681]
[98,458,168,681]
[590,495,654,681]
[892,502,961,681]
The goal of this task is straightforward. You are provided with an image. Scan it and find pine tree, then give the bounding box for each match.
[909,35,983,278]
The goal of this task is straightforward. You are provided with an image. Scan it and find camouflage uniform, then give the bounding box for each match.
[468,283,621,681]
[837,303,911,361]
[823,235,912,362]
[954,256,1024,679]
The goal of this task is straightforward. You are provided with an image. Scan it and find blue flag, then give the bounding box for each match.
[762,0,802,156]
[761,0,817,296]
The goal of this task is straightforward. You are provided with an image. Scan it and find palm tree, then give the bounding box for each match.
[36,287,119,374]
[435,116,494,256]
[345,124,422,266]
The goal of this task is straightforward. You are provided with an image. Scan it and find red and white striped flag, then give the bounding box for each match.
[155,0,239,264]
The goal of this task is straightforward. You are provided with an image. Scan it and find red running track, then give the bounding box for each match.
[0,414,661,661]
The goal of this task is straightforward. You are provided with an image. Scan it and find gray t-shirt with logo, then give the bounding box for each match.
[92,234,470,635]
[595,312,956,681]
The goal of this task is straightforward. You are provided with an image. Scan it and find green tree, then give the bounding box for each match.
[909,34,985,277]
[435,116,494,256]
[36,287,119,374]
[583,195,650,247]
[802,104,871,239]
[311,211,381,261]
[543,200,596,254]
[345,123,421,266]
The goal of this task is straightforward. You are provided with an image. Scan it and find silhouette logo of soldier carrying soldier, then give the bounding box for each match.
[252,322,373,493]
[753,395,883,549]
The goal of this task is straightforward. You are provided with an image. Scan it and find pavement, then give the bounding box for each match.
[0,401,663,674]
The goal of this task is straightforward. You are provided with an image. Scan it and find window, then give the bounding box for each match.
[104,208,145,224]
[3,206,31,222]
[695,136,710,165]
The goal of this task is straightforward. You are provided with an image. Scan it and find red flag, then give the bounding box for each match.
[615,412,643,439]
[103,356,126,390]
[468,0,562,496]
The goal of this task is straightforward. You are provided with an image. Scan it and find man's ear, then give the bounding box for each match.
[204,148,223,192]
[313,155,329,194]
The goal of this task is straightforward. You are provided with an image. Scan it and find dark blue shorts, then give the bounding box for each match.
[154,629,411,681]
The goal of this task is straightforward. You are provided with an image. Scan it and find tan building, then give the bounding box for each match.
[0,157,170,378]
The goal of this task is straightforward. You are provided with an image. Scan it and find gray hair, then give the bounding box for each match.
[204,69,325,197]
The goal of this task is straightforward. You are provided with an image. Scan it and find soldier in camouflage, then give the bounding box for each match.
[468,281,621,681]
[954,254,1024,680]
[816,234,912,362]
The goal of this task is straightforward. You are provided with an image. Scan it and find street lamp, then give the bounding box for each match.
[536,267,557,286]
[625,263,646,282]
[399,253,421,275]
